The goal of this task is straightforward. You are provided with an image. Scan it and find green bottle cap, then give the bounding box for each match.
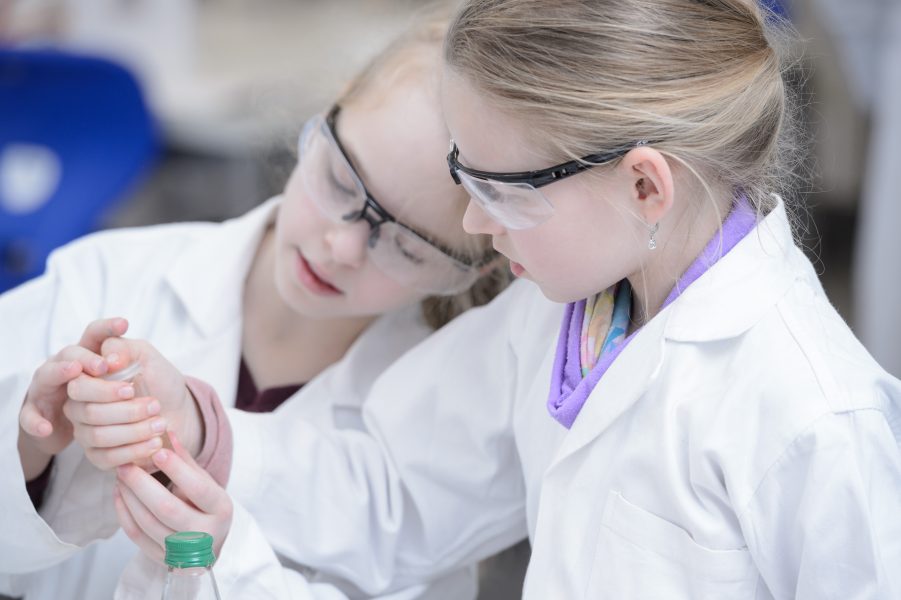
[164,532,216,568]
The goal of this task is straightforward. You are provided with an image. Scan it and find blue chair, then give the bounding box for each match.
[760,0,790,19]
[0,49,157,292]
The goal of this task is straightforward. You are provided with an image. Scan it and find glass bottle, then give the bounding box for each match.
[161,531,222,600]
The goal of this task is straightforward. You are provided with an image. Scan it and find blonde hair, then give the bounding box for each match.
[445,0,806,222]
[337,4,510,329]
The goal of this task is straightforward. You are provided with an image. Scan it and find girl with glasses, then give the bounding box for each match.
[437,0,898,597]
[3,14,504,600]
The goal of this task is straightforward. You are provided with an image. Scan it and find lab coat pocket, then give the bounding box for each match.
[586,491,757,599]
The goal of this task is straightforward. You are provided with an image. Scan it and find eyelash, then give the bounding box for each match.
[395,237,425,265]
[328,169,356,196]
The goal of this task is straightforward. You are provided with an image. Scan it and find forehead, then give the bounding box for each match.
[441,68,553,173]
[335,82,473,252]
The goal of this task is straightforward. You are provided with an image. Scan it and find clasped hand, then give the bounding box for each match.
[19,317,202,474]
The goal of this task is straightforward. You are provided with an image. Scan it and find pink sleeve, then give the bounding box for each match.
[184,376,233,488]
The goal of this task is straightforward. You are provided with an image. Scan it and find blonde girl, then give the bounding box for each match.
[437,0,901,597]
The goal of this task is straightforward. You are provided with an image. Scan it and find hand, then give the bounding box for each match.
[63,337,204,471]
[114,431,232,564]
[18,317,128,480]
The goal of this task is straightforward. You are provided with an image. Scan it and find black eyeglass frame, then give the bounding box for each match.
[324,106,494,269]
[447,140,643,188]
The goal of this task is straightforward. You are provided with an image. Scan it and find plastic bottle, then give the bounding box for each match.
[161,531,222,600]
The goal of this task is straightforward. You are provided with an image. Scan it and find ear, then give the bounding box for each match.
[618,146,675,227]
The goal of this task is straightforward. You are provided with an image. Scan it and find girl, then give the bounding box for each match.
[2,14,502,600]
[92,1,901,598]
[436,0,900,597]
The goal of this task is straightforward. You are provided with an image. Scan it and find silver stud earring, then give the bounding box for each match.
[648,222,659,250]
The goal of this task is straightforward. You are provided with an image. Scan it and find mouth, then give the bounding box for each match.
[294,249,343,296]
[494,245,526,278]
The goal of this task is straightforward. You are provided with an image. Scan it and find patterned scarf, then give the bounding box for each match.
[579,282,632,377]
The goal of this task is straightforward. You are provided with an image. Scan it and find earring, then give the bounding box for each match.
[648,222,659,250]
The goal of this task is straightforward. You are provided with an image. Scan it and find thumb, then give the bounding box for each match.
[20,401,53,438]
[100,337,141,374]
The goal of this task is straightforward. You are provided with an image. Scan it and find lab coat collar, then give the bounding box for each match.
[549,198,799,468]
[663,197,798,343]
[166,197,280,338]
[549,310,669,469]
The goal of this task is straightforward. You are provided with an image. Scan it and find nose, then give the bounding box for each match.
[462,198,506,236]
[324,219,370,268]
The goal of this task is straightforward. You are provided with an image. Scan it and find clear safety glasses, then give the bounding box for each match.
[297,106,491,296]
[447,140,640,230]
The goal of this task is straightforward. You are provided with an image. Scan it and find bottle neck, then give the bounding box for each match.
[162,566,221,600]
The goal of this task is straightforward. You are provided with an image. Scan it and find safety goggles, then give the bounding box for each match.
[447,141,639,230]
[297,106,491,296]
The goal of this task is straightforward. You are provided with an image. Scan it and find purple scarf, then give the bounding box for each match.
[547,198,759,428]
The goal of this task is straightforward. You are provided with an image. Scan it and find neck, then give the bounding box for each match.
[242,230,376,387]
[625,198,729,332]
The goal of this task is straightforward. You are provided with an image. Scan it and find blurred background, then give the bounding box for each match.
[0,0,898,597]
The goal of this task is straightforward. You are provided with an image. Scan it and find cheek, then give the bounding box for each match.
[277,188,325,244]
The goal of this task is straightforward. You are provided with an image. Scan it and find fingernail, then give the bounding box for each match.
[106,353,120,366]
[147,399,161,416]
[153,449,169,464]
[93,359,108,374]
[151,419,167,433]
[118,384,134,399]
[147,436,163,450]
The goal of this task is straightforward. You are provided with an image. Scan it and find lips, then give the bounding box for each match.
[494,245,525,278]
[294,250,342,295]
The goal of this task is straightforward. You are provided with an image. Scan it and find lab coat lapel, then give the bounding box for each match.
[545,198,798,471]
[165,198,279,339]
[548,312,669,471]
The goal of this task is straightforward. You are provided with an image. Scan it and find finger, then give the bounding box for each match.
[63,397,160,426]
[117,481,176,548]
[169,430,200,469]
[117,464,202,533]
[114,486,165,563]
[66,374,135,404]
[84,436,163,470]
[150,447,223,515]
[19,401,53,437]
[55,345,108,377]
[78,317,129,355]
[29,359,84,397]
[72,415,167,449]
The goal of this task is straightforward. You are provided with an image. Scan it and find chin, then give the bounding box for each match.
[536,282,587,304]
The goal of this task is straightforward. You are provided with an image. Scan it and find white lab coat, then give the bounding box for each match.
[0,198,478,599]
[197,199,900,598]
